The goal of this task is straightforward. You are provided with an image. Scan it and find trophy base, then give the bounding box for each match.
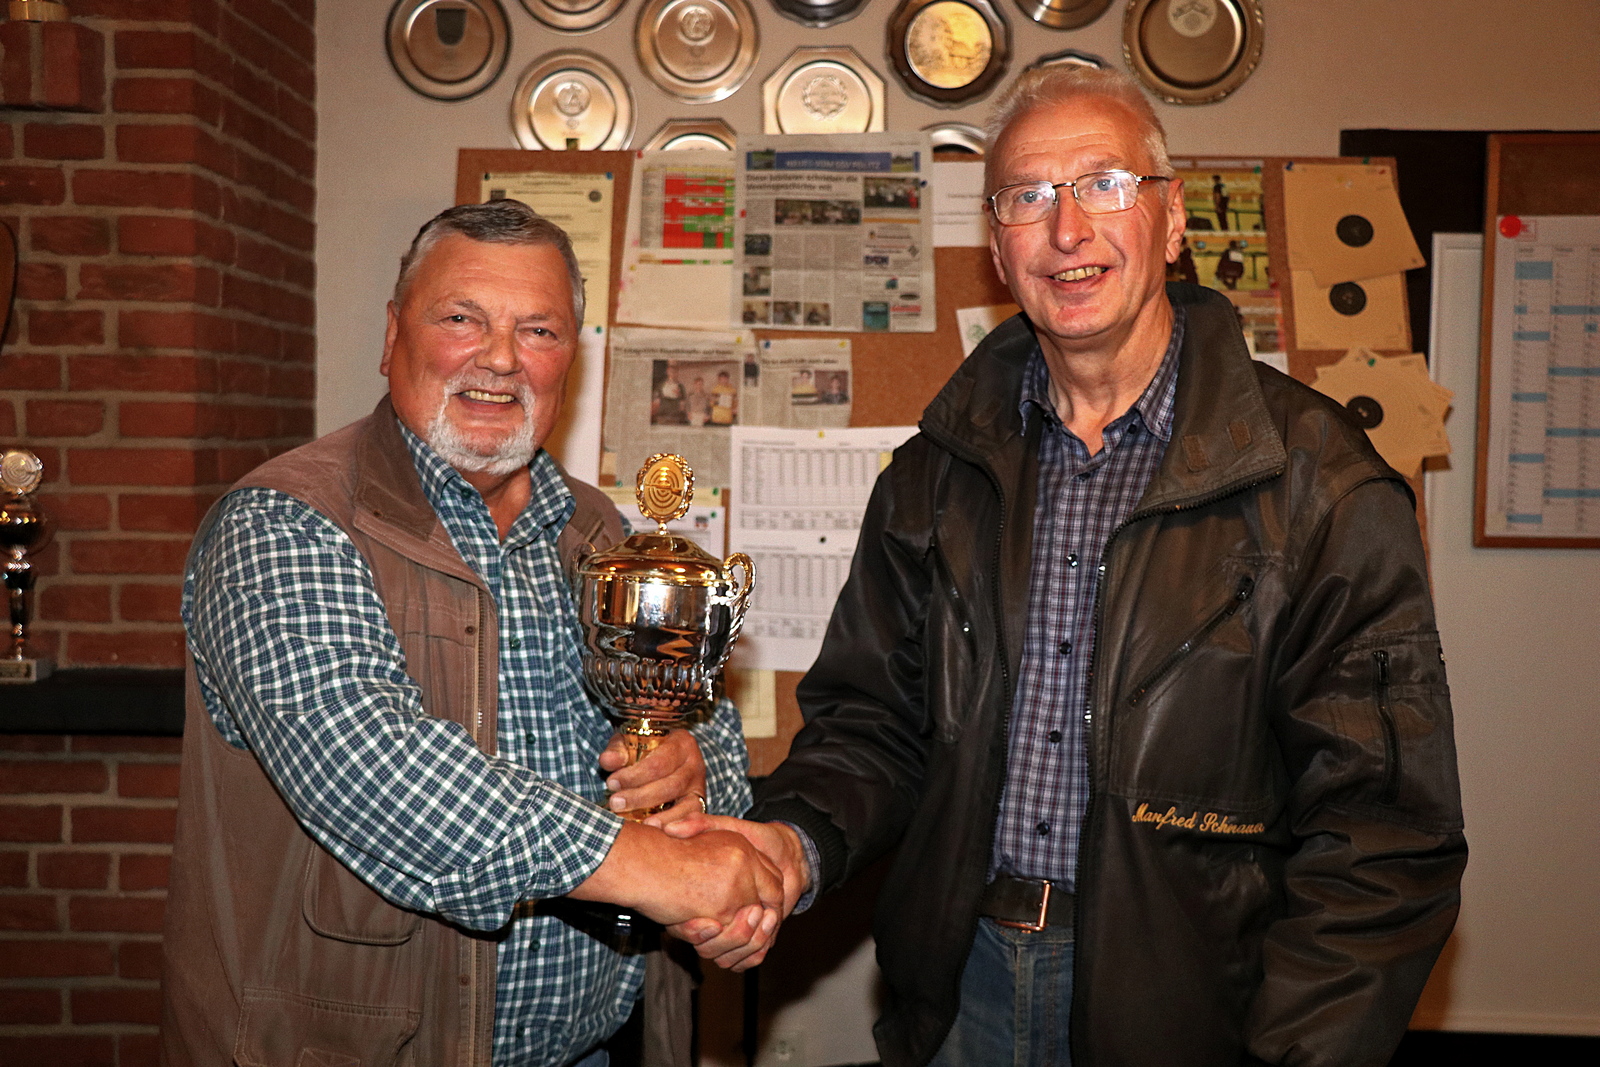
[0,657,53,684]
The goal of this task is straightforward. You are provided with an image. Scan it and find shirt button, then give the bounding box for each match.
[460,488,473,501]
[1067,553,1079,568]
[1047,730,1062,744]
[1128,424,1140,435]
[1076,471,1093,481]
[1057,640,1072,655]
[1097,563,1107,575]
[509,636,522,649]
[1036,821,1050,836]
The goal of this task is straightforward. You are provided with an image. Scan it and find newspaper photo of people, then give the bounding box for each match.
[650,359,741,428]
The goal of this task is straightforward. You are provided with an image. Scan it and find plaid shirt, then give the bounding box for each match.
[991,307,1183,890]
[184,420,752,1067]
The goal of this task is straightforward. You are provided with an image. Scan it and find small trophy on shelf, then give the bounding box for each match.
[572,453,755,819]
[1,449,53,683]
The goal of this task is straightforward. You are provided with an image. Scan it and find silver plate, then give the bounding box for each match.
[923,121,987,156]
[1124,0,1264,105]
[1012,0,1108,30]
[888,0,1009,108]
[519,0,626,32]
[1028,48,1107,71]
[768,0,868,29]
[636,0,759,102]
[386,0,510,101]
[762,46,886,135]
[643,118,739,151]
[510,51,634,150]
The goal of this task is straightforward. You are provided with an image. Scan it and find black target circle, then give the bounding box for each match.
[1329,281,1368,316]
[1345,395,1384,429]
[1336,214,1374,247]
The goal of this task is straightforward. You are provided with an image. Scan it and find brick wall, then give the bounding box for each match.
[2,0,316,670]
[0,734,180,1065]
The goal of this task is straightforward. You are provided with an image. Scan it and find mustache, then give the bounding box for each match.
[442,369,535,407]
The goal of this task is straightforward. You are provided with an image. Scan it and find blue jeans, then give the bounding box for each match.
[926,917,1075,1067]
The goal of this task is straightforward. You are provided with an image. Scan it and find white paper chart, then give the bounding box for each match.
[730,425,918,672]
[1484,215,1600,539]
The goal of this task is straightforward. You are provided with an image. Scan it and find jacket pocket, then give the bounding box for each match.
[1373,649,1400,803]
[234,986,420,1067]
[1127,573,1256,707]
[302,847,420,946]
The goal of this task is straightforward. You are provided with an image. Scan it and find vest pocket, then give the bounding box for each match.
[302,846,420,946]
[234,986,421,1067]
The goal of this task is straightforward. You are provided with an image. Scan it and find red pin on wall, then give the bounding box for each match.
[1500,215,1524,238]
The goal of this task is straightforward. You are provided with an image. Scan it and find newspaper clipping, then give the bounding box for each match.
[745,338,852,429]
[735,134,936,333]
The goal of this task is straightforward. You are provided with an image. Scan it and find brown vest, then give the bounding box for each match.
[160,399,626,1067]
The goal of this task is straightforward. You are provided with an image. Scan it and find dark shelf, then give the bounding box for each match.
[0,668,184,735]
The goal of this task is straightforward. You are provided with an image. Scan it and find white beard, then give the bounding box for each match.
[423,371,538,476]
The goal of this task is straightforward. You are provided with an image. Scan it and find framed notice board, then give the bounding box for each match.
[1474,133,1600,548]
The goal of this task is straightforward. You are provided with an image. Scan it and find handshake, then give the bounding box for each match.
[566,731,811,972]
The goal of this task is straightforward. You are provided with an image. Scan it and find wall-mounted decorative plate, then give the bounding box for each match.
[1123,0,1263,105]
[519,0,626,33]
[762,47,885,134]
[510,51,634,149]
[888,0,1009,108]
[1027,47,1107,70]
[768,0,868,29]
[642,118,739,150]
[1012,0,1108,30]
[386,0,510,101]
[922,121,987,155]
[636,0,759,102]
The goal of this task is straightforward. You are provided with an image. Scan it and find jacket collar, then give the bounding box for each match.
[920,283,1286,510]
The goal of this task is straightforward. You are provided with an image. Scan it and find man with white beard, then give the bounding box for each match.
[162,200,781,1067]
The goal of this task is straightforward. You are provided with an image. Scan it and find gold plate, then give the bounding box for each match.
[0,449,43,496]
[385,0,510,101]
[509,50,634,150]
[888,0,1009,107]
[762,46,886,135]
[636,0,760,102]
[1124,0,1264,105]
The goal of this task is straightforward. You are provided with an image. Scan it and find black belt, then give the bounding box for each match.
[978,874,1075,932]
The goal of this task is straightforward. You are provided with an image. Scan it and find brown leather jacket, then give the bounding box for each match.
[752,285,1466,1067]
[160,398,624,1067]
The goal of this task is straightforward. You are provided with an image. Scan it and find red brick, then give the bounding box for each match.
[0,988,61,1024]
[71,736,182,755]
[118,583,182,624]
[17,261,66,300]
[268,362,314,400]
[274,86,315,141]
[0,936,114,977]
[219,356,269,395]
[0,760,108,795]
[0,124,12,158]
[119,492,213,533]
[119,1033,160,1067]
[74,804,176,844]
[28,310,104,347]
[70,353,216,392]
[0,165,65,205]
[3,352,61,389]
[73,169,220,215]
[113,75,221,120]
[72,986,163,1025]
[38,851,113,890]
[115,28,196,70]
[118,215,233,260]
[70,538,191,575]
[116,937,163,978]
[27,398,104,437]
[34,492,111,532]
[70,448,200,487]
[22,122,105,160]
[232,0,314,63]
[216,445,268,481]
[0,1035,113,1067]
[234,319,282,359]
[0,893,58,929]
[0,398,13,436]
[0,804,63,842]
[117,761,180,798]
[119,852,170,891]
[119,399,206,437]
[40,583,113,623]
[68,893,165,932]
[220,8,314,101]
[0,848,27,886]
[30,215,111,256]
[118,308,234,353]
[10,20,108,112]
[79,263,220,305]
[118,122,232,178]
[0,735,66,752]
[64,630,185,668]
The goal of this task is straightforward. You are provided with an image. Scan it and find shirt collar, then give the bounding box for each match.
[1018,302,1185,444]
[397,417,575,540]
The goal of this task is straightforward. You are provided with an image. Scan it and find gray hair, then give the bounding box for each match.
[984,66,1171,191]
[394,199,586,325]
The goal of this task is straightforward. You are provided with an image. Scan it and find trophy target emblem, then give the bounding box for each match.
[636,452,694,529]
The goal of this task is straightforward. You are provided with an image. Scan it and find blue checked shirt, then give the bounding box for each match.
[184,420,752,1067]
[991,306,1183,890]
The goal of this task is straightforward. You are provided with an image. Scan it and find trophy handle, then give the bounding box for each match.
[722,552,755,647]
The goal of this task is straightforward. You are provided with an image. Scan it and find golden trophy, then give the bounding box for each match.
[573,453,754,817]
[1,449,53,683]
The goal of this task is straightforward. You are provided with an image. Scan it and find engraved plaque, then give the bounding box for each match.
[386,0,510,101]
[888,0,1009,107]
[510,51,634,150]
[762,46,885,135]
[519,0,626,32]
[1124,0,1264,105]
[636,0,759,102]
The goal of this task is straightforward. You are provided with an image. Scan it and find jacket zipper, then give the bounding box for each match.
[1373,649,1400,804]
[1126,573,1255,706]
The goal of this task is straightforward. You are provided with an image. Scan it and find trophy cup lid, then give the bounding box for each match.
[578,453,727,585]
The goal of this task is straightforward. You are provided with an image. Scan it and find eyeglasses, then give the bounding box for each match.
[986,170,1172,226]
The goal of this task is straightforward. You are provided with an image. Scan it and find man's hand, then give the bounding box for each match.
[658,814,812,971]
[598,728,707,824]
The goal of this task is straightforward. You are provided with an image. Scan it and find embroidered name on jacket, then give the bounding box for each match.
[1131,803,1266,835]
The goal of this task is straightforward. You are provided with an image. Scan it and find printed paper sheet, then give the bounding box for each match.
[615,150,737,330]
[480,171,614,332]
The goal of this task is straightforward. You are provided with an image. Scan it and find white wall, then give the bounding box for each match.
[315,0,1600,1049]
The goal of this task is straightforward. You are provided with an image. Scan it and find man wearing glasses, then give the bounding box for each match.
[679,65,1466,1067]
